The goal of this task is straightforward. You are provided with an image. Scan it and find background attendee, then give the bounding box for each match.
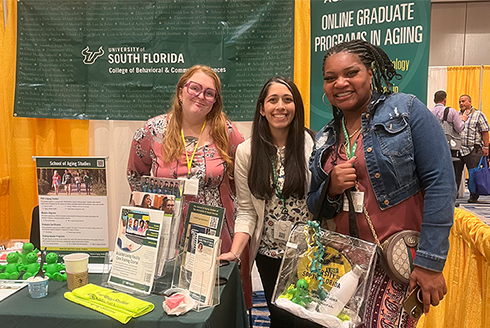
[307,40,455,327]
[127,64,251,308]
[220,77,315,327]
[457,94,490,203]
[430,90,464,202]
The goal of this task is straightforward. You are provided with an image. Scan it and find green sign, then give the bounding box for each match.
[15,0,294,121]
[310,0,430,131]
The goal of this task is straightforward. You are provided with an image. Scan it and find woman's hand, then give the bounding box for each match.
[409,266,447,315]
[328,157,357,197]
[219,252,237,262]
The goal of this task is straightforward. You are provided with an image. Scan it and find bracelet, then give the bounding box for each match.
[483,147,489,149]
[230,250,241,267]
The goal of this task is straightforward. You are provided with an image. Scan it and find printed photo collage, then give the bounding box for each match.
[129,176,183,214]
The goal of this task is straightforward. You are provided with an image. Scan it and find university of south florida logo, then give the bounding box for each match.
[81,46,105,65]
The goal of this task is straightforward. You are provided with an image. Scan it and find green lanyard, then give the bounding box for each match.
[271,152,287,213]
[341,117,360,159]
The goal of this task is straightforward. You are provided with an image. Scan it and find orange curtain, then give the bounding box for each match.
[0,0,89,242]
[446,66,481,111]
[481,65,490,120]
[294,0,310,128]
[417,208,490,328]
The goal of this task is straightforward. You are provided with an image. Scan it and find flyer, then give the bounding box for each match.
[181,202,224,271]
[34,156,109,263]
[188,234,220,305]
[108,206,171,294]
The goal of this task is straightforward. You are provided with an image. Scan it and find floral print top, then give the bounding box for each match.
[258,146,310,259]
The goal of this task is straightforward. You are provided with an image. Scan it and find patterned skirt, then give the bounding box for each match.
[361,264,418,328]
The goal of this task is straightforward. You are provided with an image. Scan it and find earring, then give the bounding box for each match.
[322,93,330,106]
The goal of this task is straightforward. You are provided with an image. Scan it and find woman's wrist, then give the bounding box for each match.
[230,250,241,267]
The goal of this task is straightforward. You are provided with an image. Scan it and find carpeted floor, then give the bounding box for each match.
[250,291,271,327]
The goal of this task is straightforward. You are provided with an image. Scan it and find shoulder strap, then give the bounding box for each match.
[443,107,450,122]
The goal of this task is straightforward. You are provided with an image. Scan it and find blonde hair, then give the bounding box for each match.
[162,65,233,177]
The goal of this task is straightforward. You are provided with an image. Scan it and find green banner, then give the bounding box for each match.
[15,0,294,121]
[310,0,430,132]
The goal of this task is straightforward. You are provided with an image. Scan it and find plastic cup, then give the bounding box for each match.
[64,253,89,290]
[27,277,49,298]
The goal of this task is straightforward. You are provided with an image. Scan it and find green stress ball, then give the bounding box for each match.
[20,252,40,280]
[43,252,66,282]
[0,252,22,280]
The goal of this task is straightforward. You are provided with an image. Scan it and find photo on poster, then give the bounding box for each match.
[130,191,176,214]
[139,176,182,198]
[37,166,106,197]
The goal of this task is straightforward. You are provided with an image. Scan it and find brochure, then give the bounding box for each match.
[108,206,171,294]
[188,234,220,305]
[181,202,224,271]
[0,280,28,302]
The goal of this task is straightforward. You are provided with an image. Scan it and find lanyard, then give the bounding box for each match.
[341,117,360,159]
[271,150,287,212]
[181,121,206,178]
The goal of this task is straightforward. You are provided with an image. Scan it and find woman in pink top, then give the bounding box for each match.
[127,65,251,308]
[52,170,60,195]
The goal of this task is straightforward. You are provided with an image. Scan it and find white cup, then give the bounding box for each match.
[64,253,90,274]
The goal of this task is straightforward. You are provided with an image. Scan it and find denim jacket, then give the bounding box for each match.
[307,92,456,272]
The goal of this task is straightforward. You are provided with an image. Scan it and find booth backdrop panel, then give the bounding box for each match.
[14,0,294,121]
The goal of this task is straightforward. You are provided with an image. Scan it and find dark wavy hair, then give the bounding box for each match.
[248,76,313,200]
[322,40,402,162]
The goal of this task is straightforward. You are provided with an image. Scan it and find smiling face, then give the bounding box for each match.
[323,52,373,115]
[179,71,217,122]
[260,83,296,135]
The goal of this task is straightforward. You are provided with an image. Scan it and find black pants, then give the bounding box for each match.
[454,146,483,200]
[255,253,322,328]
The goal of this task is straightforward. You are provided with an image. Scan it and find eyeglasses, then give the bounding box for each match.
[184,81,218,104]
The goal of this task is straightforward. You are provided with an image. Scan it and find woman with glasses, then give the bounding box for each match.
[127,64,252,308]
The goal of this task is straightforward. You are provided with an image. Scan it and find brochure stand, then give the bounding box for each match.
[171,240,221,311]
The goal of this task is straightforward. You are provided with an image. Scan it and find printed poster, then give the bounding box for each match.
[35,156,109,263]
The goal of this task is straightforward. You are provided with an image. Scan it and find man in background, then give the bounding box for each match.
[430,90,464,204]
[456,94,489,203]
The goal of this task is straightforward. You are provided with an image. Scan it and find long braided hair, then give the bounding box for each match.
[322,40,402,163]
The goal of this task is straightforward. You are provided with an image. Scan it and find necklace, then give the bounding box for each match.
[348,125,362,139]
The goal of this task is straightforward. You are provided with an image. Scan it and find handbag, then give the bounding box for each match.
[470,156,490,195]
[441,107,461,151]
[314,176,419,285]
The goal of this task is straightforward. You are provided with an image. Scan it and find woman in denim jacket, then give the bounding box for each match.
[307,40,456,328]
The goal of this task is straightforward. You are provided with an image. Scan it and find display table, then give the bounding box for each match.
[0,262,248,328]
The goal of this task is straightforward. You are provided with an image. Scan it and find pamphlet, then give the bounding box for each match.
[181,202,224,271]
[108,206,171,294]
[188,234,220,305]
[0,280,28,302]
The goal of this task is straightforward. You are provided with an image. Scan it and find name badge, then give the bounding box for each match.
[343,191,364,213]
[183,178,199,196]
[274,220,292,242]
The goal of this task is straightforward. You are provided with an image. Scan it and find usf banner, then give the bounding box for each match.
[15,0,294,121]
[310,0,431,131]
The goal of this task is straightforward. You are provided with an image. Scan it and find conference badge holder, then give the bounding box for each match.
[272,222,377,327]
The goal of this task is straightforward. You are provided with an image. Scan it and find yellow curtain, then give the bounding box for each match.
[417,208,490,328]
[0,0,89,241]
[481,66,490,120]
[446,66,481,111]
[294,0,310,128]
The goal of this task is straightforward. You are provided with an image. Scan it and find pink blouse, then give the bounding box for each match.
[127,114,245,252]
